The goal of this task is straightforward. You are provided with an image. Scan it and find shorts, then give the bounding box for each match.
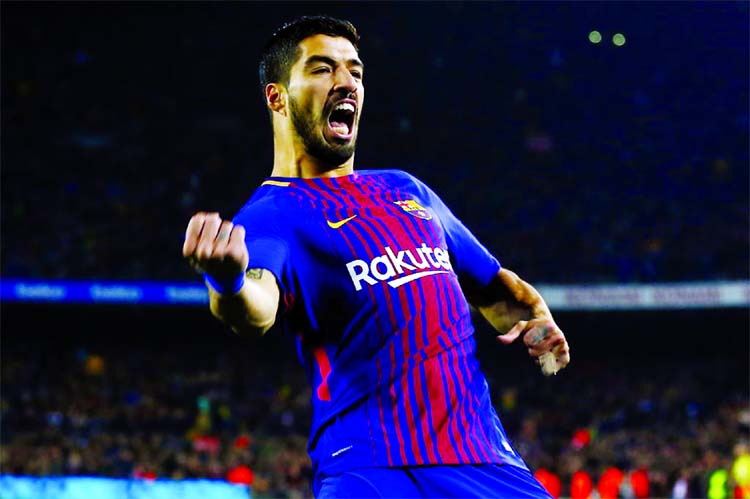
[314,463,553,498]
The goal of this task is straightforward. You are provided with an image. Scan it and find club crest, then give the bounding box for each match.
[393,199,432,220]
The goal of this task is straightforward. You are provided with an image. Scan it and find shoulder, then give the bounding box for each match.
[232,183,295,234]
[234,189,278,221]
[358,168,417,180]
[357,168,430,191]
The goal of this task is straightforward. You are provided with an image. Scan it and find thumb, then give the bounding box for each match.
[497,320,527,345]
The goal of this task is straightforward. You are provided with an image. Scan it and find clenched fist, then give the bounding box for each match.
[497,318,570,376]
[183,212,248,293]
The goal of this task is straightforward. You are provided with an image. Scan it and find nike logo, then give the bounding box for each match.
[331,445,353,457]
[327,215,357,229]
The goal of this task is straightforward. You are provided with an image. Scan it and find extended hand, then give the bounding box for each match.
[497,318,570,376]
[183,212,249,283]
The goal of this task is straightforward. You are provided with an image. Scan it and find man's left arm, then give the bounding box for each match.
[410,173,570,373]
[469,267,571,375]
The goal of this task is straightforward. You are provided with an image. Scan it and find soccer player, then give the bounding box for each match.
[183,16,570,498]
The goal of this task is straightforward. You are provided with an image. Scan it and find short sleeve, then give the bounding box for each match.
[413,176,501,294]
[232,202,293,314]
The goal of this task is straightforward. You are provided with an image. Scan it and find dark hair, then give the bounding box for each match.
[259,16,360,99]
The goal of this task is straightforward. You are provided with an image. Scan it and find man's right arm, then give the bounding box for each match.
[208,267,279,337]
[183,212,280,338]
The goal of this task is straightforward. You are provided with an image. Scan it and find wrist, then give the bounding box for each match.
[204,271,245,295]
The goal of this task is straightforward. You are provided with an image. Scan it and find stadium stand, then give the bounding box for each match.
[1,2,747,498]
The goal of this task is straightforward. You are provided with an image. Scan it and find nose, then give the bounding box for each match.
[333,67,358,96]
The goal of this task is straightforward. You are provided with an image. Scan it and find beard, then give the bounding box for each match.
[289,95,357,166]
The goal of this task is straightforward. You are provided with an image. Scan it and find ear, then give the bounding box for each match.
[265,83,287,116]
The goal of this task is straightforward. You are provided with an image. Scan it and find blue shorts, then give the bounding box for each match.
[314,464,553,498]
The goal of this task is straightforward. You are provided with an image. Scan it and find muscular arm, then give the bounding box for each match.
[209,268,280,337]
[469,267,570,374]
[183,212,281,338]
[472,268,552,334]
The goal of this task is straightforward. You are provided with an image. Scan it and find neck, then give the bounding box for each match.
[270,129,354,179]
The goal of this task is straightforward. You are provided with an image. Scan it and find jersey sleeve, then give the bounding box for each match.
[411,174,501,294]
[232,200,293,315]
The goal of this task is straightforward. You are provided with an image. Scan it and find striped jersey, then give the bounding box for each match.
[233,169,527,476]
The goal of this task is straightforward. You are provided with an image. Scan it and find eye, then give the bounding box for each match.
[312,67,331,74]
[350,70,363,79]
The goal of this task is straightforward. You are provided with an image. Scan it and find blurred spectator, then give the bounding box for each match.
[1,336,747,497]
[1,3,747,497]
[1,2,747,284]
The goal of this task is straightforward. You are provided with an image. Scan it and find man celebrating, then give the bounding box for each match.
[183,16,569,498]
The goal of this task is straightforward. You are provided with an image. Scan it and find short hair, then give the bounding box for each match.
[259,16,360,100]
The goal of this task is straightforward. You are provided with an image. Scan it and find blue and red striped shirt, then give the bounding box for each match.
[233,169,527,475]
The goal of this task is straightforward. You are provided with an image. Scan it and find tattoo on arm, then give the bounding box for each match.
[246,268,264,280]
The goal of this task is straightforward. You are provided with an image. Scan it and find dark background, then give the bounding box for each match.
[2,1,748,283]
[1,302,748,496]
[1,2,748,497]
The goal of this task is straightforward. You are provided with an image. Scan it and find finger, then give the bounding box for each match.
[226,225,249,269]
[527,332,565,356]
[497,320,527,345]
[228,224,245,245]
[539,352,557,376]
[213,220,235,254]
[196,213,222,260]
[523,322,558,347]
[527,341,562,359]
[183,213,207,257]
[535,341,570,372]
[553,341,571,369]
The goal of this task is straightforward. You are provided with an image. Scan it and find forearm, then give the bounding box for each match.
[472,268,569,375]
[209,269,279,337]
[475,268,552,334]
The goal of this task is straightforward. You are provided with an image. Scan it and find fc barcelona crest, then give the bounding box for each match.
[394,199,432,220]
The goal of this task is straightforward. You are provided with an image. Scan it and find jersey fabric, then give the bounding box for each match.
[233,169,529,478]
[315,464,553,498]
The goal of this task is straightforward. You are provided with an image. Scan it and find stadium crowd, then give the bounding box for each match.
[1,3,748,499]
[1,2,748,284]
[1,333,748,498]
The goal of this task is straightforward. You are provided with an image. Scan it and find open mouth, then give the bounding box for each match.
[327,99,356,140]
